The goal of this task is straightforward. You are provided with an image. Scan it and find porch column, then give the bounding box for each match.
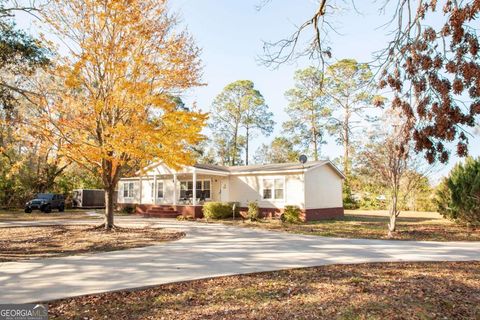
[153,174,157,205]
[192,168,197,206]
[173,173,177,205]
[139,176,143,204]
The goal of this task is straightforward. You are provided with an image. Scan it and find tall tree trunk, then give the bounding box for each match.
[102,157,120,231]
[388,212,396,238]
[312,127,318,161]
[232,126,238,166]
[388,188,398,238]
[104,185,115,230]
[245,127,249,165]
[311,107,319,161]
[343,111,350,176]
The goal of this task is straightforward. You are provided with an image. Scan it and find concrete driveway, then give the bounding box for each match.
[0,217,479,303]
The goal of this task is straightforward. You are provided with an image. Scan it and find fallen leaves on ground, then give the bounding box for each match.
[0,225,184,262]
[47,261,480,320]
[0,210,98,221]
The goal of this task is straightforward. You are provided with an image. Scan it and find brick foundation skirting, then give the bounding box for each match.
[304,207,344,221]
[238,206,344,222]
[118,203,343,221]
[117,204,204,219]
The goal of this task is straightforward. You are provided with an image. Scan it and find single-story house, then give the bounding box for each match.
[117,160,345,221]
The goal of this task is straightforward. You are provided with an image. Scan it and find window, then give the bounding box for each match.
[123,182,135,198]
[196,180,202,198]
[262,178,284,200]
[157,181,164,198]
[150,181,164,199]
[263,179,273,199]
[180,181,190,199]
[180,180,211,199]
[203,180,211,199]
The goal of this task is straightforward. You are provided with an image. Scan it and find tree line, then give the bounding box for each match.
[202,59,382,169]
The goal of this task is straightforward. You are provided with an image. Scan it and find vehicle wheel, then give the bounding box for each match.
[59,205,65,212]
[24,207,32,213]
[43,205,52,213]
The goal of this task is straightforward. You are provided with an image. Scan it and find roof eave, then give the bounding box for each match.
[305,161,346,179]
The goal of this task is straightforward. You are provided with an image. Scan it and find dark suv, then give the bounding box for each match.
[25,193,65,213]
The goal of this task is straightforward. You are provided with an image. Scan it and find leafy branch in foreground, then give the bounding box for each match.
[31,0,207,230]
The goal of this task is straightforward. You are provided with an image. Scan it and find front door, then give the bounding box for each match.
[220,178,229,202]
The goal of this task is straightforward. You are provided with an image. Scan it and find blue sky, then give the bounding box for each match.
[168,0,479,180]
[16,0,480,181]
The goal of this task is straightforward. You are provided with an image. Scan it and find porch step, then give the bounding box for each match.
[145,211,180,218]
[145,206,180,218]
[149,206,176,212]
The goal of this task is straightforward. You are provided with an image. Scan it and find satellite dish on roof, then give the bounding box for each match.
[299,155,308,164]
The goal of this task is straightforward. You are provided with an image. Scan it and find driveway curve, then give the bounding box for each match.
[0,217,479,303]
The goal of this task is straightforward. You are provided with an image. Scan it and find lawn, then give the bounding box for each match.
[0,225,184,262]
[0,209,101,221]
[47,261,480,320]
[206,210,480,241]
[0,208,136,221]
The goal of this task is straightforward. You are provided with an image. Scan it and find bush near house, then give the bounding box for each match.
[203,202,237,220]
[120,205,136,215]
[247,201,260,221]
[281,205,302,223]
[435,157,480,225]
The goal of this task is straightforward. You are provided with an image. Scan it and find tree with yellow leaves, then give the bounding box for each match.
[35,0,207,229]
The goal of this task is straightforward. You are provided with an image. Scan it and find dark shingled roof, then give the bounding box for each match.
[193,163,230,172]
[226,160,328,173]
[139,160,344,179]
[194,160,336,174]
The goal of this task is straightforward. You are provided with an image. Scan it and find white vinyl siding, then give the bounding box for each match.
[227,174,305,209]
[304,165,343,209]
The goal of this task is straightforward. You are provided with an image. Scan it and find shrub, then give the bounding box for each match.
[247,201,260,221]
[343,182,359,210]
[435,179,455,218]
[281,205,302,223]
[176,215,195,221]
[120,205,135,215]
[203,202,235,220]
[435,157,480,225]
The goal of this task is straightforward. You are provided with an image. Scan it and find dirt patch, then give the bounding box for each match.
[0,225,184,262]
[47,261,480,320]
